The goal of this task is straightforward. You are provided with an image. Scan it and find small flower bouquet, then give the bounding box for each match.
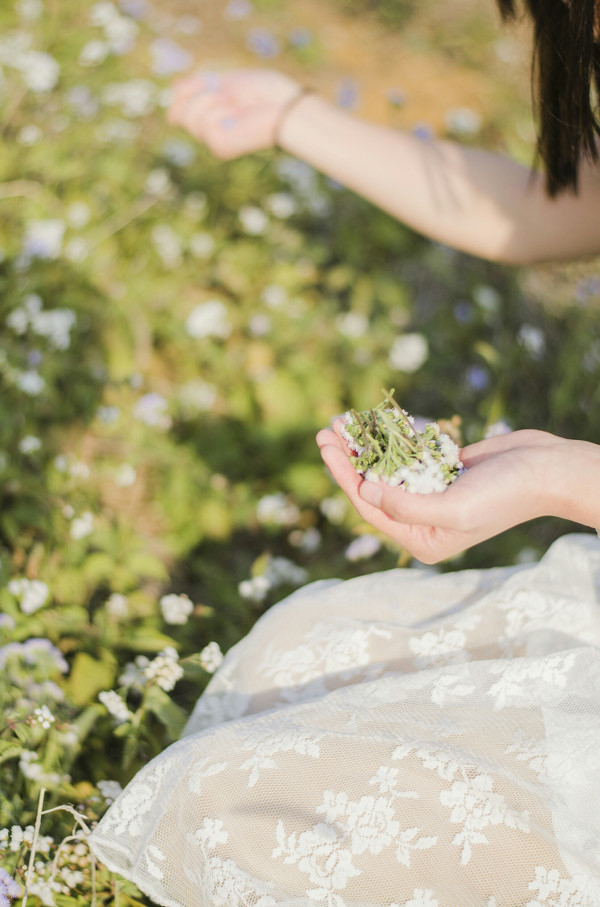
[341,390,464,494]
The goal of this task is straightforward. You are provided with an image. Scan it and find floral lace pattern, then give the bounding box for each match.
[90,533,600,906]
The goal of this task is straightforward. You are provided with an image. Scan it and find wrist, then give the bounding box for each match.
[276,91,337,153]
[545,437,600,528]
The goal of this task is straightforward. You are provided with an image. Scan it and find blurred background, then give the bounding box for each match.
[1,0,600,901]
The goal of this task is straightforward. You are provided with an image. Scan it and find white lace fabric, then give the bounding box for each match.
[89,533,600,906]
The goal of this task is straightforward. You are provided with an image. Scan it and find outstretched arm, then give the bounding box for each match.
[169,69,600,265]
[316,422,600,563]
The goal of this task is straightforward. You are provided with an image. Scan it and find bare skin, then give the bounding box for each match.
[168,67,600,560]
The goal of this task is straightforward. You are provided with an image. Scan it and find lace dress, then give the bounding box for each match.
[89,532,600,907]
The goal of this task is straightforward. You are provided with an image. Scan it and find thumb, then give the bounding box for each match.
[359,479,462,528]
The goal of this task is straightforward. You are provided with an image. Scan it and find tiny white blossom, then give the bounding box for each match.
[160,592,193,625]
[70,511,94,540]
[389,333,429,373]
[238,205,268,235]
[151,223,182,268]
[21,50,59,92]
[66,201,91,228]
[33,705,55,729]
[266,192,297,219]
[98,690,132,723]
[345,533,382,562]
[238,575,271,602]
[143,647,183,691]
[320,496,347,524]
[8,577,49,614]
[79,39,109,67]
[18,124,42,145]
[185,300,232,340]
[16,0,43,19]
[336,311,369,339]
[114,463,136,487]
[18,435,42,455]
[261,284,287,308]
[145,167,172,196]
[22,219,64,260]
[64,237,90,262]
[97,779,123,803]
[133,393,171,429]
[198,641,223,673]
[445,106,482,136]
[189,232,215,258]
[14,370,45,395]
[256,492,299,527]
[105,592,128,618]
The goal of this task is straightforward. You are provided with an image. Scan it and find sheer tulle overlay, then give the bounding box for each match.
[89,533,600,907]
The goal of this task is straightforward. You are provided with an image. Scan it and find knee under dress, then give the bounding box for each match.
[89,532,600,907]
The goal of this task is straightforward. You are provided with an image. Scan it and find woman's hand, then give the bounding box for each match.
[316,422,574,563]
[168,68,303,160]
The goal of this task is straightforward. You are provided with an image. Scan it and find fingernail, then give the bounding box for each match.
[221,116,238,129]
[359,482,382,507]
[205,72,220,92]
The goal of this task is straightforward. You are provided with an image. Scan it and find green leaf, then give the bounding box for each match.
[144,685,187,739]
[67,652,117,707]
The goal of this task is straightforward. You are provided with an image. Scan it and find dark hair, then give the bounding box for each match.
[496,0,600,195]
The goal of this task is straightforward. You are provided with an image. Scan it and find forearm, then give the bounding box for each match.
[280,94,600,265]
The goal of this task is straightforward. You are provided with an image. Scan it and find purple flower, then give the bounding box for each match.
[386,89,406,108]
[0,868,20,906]
[119,0,149,18]
[336,77,359,110]
[465,365,490,392]
[575,275,600,304]
[246,28,280,58]
[150,38,193,76]
[224,0,253,20]
[453,301,474,324]
[412,122,434,141]
[288,27,313,48]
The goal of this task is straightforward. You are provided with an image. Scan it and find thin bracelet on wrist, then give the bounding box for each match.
[273,87,316,149]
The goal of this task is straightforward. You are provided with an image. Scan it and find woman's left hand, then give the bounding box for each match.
[316,422,571,563]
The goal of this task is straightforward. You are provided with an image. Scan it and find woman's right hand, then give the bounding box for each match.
[167,68,304,160]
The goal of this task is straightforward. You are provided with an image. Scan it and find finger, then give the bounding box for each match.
[358,474,474,529]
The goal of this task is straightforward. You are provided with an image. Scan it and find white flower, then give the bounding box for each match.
[70,511,94,540]
[114,463,136,487]
[185,300,231,340]
[517,324,545,358]
[389,333,429,372]
[238,575,271,602]
[345,534,382,562]
[239,205,268,235]
[484,420,512,439]
[335,312,369,338]
[189,232,215,258]
[199,641,224,673]
[99,690,132,724]
[445,107,482,136]
[320,496,347,524]
[248,313,271,336]
[33,705,55,729]
[266,192,297,219]
[66,201,91,228]
[178,380,217,414]
[265,556,308,587]
[133,393,171,428]
[18,124,42,145]
[261,284,287,308]
[184,191,207,217]
[151,223,182,268]
[18,435,41,455]
[256,492,299,526]
[160,592,193,625]
[143,647,183,691]
[64,237,90,262]
[23,219,64,259]
[8,577,49,614]
[102,78,156,117]
[472,284,501,313]
[105,593,128,618]
[14,370,45,395]
[79,39,109,67]
[288,527,322,553]
[16,0,43,19]
[21,51,59,92]
[97,779,123,803]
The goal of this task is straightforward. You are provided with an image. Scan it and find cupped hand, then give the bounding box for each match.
[316,421,567,563]
[168,68,303,159]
